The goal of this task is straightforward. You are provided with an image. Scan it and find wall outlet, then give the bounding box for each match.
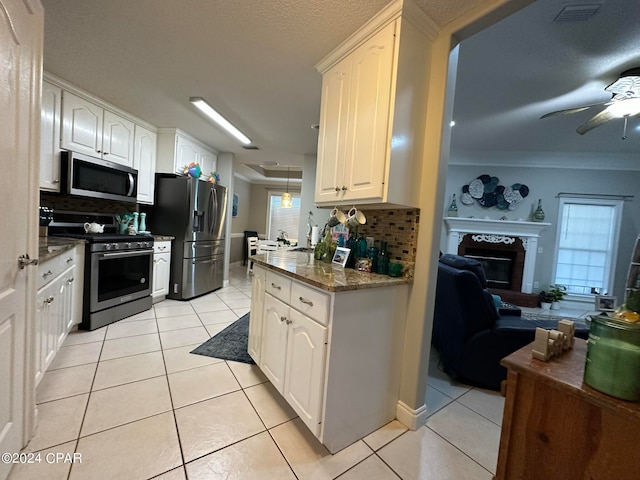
[537,247,543,254]
[534,281,539,289]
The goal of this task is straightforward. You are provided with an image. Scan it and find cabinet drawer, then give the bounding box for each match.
[38,249,77,290]
[266,270,291,304]
[154,241,171,254]
[291,282,330,326]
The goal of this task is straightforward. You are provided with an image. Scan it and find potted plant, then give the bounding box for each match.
[548,284,567,310]
[539,291,553,310]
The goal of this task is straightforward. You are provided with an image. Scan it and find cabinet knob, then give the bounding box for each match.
[45,296,54,305]
[280,316,287,323]
[96,150,102,153]
[42,270,52,279]
[341,186,347,191]
[68,277,74,284]
[103,152,109,155]
[334,186,340,192]
[52,179,60,184]
[66,257,73,263]
[286,318,292,325]
[271,283,282,290]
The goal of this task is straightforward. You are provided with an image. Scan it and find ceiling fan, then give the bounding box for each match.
[541,67,640,139]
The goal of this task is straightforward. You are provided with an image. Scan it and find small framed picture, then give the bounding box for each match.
[595,295,616,312]
[332,247,350,268]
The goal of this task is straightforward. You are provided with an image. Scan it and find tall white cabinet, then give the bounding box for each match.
[314,0,435,208]
[133,125,157,204]
[40,81,63,192]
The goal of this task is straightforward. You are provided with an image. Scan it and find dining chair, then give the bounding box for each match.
[247,236,259,274]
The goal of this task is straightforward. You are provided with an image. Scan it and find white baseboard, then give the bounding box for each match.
[396,401,427,430]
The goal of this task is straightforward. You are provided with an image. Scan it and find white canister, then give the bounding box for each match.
[310,226,320,247]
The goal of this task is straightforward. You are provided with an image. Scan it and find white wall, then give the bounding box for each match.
[444,153,640,300]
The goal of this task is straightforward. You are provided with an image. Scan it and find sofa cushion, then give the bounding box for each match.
[439,254,488,287]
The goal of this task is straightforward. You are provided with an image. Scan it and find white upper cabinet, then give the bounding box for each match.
[102,110,135,165]
[133,125,157,204]
[156,128,218,181]
[61,91,134,166]
[314,0,436,207]
[316,22,395,204]
[40,81,63,191]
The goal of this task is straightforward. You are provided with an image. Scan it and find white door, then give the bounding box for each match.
[315,55,351,203]
[102,110,134,165]
[61,91,103,156]
[176,135,200,174]
[283,309,327,436]
[0,1,43,478]
[134,125,157,204]
[343,20,395,202]
[260,294,289,392]
[248,267,266,363]
[39,81,62,191]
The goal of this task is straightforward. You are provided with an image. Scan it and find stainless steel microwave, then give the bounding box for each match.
[61,151,138,203]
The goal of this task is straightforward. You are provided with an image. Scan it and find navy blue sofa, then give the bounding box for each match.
[432,254,589,390]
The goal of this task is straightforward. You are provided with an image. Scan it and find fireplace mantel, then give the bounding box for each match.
[443,218,551,293]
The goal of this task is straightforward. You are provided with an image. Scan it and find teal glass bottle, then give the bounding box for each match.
[376,241,389,274]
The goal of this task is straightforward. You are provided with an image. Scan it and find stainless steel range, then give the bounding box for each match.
[49,211,154,330]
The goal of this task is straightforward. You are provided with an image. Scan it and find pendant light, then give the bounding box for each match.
[281,166,292,208]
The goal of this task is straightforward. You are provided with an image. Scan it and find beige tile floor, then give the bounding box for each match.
[9,265,505,480]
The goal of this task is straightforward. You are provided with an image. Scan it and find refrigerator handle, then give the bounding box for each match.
[212,187,219,235]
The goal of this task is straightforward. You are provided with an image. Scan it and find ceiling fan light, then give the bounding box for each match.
[607,98,640,118]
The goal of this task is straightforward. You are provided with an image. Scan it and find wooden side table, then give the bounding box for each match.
[494,338,640,480]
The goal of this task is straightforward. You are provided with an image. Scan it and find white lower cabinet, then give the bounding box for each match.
[283,308,327,436]
[35,245,82,386]
[248,266,266,363]
[261,292,327,436]
[249,264,406,452]
[152,241,171,302]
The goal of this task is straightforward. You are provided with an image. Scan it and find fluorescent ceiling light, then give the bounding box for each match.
[189,97,252,145]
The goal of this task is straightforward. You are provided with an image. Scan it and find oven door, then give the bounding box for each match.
[89,248,153,312]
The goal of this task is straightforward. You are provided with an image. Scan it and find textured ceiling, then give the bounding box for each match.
[44,0,632,180]
[40,0,485,182]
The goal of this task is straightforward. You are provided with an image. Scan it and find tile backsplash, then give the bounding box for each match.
[355,208,419,264]
[40,192,137,216]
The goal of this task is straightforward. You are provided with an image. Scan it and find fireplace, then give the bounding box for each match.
[466,252,515,289]
[459,235,526,291]
[443,218,550,294]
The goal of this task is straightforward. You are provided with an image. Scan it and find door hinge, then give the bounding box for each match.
[18,254,39,269]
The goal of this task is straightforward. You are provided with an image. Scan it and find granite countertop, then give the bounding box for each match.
[38,237,86,263]
[153,235,175,241]
[250,251,411,292]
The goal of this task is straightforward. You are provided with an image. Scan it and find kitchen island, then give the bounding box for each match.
[249,251,410,453]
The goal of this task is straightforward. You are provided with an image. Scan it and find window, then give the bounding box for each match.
[553,197,623,295]
[267,192,301,243]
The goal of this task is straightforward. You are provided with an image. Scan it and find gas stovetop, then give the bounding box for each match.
[46,210,154,250]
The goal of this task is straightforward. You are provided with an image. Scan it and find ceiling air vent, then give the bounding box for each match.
[242,145,260,150]
[553,4,602,22]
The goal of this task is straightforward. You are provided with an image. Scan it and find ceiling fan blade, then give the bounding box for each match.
[540,103,606,119]
[576,108,616,135]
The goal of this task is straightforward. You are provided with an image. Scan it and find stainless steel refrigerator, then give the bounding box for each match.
[152,174,227,300]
